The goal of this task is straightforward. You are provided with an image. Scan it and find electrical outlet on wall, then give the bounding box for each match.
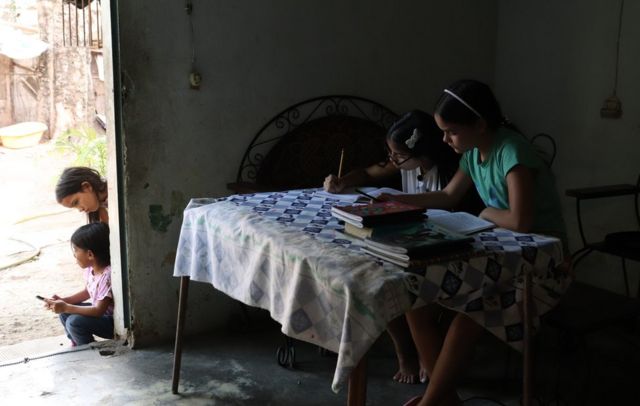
[600,95,622,118]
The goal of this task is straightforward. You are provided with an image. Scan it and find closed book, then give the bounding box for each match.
[363,244,477,269]
[364,222,473,257]
[331,200,425,228]
[362,246,411,267]
[343,221,424,240]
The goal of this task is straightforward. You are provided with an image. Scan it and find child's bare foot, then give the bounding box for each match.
[393,356,420,384]
[419,366,428,383]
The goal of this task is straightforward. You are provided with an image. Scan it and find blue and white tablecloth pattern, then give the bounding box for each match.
[173,189,570,393]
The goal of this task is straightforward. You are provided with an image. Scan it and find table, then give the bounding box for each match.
[171,189,570,404]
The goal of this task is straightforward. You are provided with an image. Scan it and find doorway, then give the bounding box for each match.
[0,0,125,362]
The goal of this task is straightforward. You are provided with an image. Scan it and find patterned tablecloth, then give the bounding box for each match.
[173,189,570,393]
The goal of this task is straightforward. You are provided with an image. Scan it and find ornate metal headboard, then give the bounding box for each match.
[229,95,399,193]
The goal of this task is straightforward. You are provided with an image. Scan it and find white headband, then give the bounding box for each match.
[443,89,482,118]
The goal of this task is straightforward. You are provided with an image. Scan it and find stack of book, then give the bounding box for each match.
[362,222,475,268]
[331,202,495,268]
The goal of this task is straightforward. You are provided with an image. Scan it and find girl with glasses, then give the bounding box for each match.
[324,110,473,197]
[323,110,483,385]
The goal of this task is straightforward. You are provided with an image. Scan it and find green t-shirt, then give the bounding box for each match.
[459,128,567,244]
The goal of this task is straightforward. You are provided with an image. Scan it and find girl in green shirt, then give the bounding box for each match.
[390,79,567,406]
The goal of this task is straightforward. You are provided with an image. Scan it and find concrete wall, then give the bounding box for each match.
[495,0,640,293]
[117,0,498,344]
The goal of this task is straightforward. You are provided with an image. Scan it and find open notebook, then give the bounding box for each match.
[315,187,405,203]
[426,210,495,235]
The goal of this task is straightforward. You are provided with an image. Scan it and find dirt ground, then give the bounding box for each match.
[0,141,86,346]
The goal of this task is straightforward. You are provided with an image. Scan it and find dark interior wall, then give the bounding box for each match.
[495,0,640,294]
[116,0,498,345]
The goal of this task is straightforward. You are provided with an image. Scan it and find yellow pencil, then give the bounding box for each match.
[338,148,345,178]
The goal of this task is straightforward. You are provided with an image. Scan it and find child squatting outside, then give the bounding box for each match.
[55,166,109,224]
[44,222,114,346]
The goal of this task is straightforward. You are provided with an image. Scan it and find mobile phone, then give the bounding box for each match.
[36,295,45,301]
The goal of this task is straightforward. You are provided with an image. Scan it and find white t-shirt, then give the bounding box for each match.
[401,167,441,194]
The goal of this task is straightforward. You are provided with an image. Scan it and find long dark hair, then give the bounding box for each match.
[55,167,107,223]
[71,222,110,268]
[434,79,520,133]
[387,110,459,187]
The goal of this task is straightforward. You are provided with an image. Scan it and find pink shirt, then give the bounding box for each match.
[83,266,114,316]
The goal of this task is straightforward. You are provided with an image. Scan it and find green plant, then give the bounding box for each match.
[54,127,107,175]
[1,1,18,23]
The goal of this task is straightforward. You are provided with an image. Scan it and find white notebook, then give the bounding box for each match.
[315,187,405,202]
[427,211,495,235]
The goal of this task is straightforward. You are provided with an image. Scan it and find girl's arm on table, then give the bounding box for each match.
[478,164,534,232]
[379,169,474,209]
[49,297,112,317]
[324,161,398,193]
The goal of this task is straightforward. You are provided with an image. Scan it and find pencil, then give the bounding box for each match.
[355,188,382,202]
[337,148,345,178]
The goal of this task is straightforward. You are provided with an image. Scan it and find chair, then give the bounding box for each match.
[529,132,557,168]
[533,176,640,403]
[566,175,640,297]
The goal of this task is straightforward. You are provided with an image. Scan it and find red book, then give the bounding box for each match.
[331,200,425,228]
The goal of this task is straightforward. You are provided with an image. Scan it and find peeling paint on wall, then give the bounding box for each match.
[162,251,176,267]
[148,205,172,232]
[148,191,184,232]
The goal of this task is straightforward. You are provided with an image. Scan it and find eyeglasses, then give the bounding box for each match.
[386,148,412,166]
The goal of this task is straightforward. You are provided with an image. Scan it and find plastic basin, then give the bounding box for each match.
[0,122,48,148]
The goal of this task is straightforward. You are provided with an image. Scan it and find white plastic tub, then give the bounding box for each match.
[0,122,48,148]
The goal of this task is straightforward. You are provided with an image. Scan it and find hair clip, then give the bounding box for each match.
[405,128,422,149]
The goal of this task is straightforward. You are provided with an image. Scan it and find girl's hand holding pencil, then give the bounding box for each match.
[323,174,344,193]
[323,148,346,193]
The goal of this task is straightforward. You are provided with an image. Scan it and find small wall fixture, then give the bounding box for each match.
[600,95,622,118]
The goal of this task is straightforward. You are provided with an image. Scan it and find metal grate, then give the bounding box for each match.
[60,0,102,48]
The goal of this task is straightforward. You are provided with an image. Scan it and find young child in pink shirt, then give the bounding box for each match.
[44,222,113,345]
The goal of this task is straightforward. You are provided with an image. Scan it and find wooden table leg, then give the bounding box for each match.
[172,276,190,394]
[523,271,533,406]
[347,352,368,406]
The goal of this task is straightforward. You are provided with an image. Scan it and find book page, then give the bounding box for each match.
[428,212,494,235]
[313,187,365,202]
[314,187,404,202]
[368,187,406,197]
[425,209,451,217]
